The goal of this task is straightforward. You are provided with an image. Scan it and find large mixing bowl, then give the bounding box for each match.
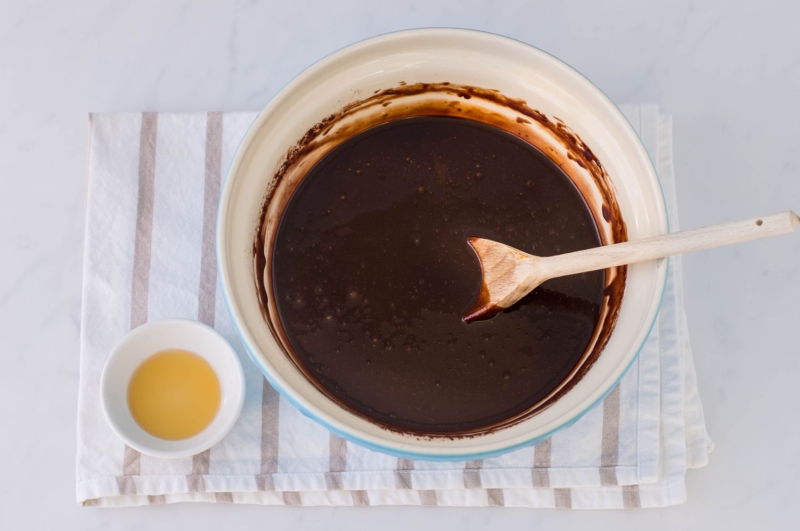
[217,29,667,460]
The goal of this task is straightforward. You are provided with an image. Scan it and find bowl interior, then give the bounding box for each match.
[218,29,667,460]
[101,319,245,459]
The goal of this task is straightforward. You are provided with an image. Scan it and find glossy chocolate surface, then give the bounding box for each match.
[271,117,604,433]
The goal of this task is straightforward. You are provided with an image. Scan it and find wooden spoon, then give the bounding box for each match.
[463,210,799,322]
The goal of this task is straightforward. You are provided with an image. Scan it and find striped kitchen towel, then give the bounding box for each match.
[77,104,712,508]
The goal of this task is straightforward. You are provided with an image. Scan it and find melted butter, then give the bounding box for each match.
[127,349,221,440]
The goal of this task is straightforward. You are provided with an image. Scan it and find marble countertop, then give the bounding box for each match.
[1,0,798,528]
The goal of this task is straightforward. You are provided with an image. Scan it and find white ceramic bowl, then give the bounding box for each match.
[100,319,246,459]
[217,29,667,460]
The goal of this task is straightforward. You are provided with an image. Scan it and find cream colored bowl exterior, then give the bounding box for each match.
[217,29,667,460]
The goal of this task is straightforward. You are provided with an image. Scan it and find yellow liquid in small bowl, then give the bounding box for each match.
[127,349,221,440]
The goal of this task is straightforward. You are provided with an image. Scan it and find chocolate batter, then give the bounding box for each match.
[271,116,604,433]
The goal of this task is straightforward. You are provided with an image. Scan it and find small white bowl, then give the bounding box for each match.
[100,319,245,459]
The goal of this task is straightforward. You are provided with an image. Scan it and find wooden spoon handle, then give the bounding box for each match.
[538,211,799,279]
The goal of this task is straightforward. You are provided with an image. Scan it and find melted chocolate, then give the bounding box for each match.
[271,117,604,433]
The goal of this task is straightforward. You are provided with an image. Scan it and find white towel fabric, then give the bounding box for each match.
[77,105,712,508]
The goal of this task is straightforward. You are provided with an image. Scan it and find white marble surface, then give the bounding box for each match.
[1,0,798,528]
